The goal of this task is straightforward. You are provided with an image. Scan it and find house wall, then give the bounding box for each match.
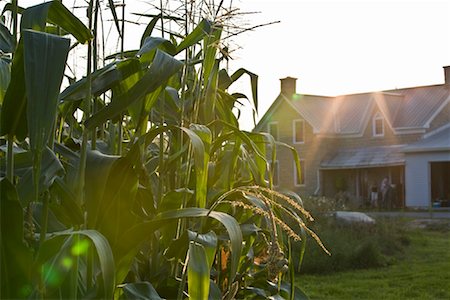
[405,151,450,207]
[265,101,337,197]
[259,91,448,208]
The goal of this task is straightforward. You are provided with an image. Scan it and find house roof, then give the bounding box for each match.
[385,85,450,129]
[403,124,450,153]
[255,82,450,136]
[320,145,406,169]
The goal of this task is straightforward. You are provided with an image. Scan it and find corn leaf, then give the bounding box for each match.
[21,1,92,43]
[121,282,163,300]
[0,179,33,299]
[180,125,210,208]
[85,50,183,129]
[17,146,64,207]
[230,68,258,113]
[41,230,115,299]
[23,30,70,153]
[188,230,217,269]
[188,242,210,300]
[176,19,213,53]
[0,39,27,140]
[0,57,11,104]
[0,21,14,53]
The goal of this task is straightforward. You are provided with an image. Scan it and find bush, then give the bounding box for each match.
[294,216,410,274]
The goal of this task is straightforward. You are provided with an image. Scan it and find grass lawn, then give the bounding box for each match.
[297,229,450,299]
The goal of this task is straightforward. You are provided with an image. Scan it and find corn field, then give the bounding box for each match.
[0,1,322,298]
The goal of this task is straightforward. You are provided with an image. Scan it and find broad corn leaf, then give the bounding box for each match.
[23,30,70,153]
[85,50,183,129]
[119,208,242,285]
[180,125,210,208]
[21,1,91,43]
[0,21,14,53]
[176,19,213,53]
[0,179,33,299]
[188,242,210,300]
[0,39,27,139]
[0,57,11,105]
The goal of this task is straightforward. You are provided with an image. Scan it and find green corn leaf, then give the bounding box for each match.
[0,179,33,299]
[51,178,84,226]
[0,39,27,140]
[230,68,258,113]
[85,50,183,129]
[39,229,115,299]
[0,21,15,53]
[188,242,210,300]
[138,36,176,57]
[180,126,210,208]
[83,150,119,227]
[188,230,218,269]
[202,24,222,93]
[23,30,70,153]
[17,146,65,207]
[140,14,161,47]
[176,19,213,53]
[120,282,163,300]
[21,1,92,43]
[0,57,11,105]
[118,208,243,285]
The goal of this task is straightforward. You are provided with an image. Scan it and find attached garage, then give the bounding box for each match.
[403,126,450,208]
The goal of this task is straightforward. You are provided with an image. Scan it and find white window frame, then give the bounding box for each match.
[293,119,305,144]
[372,112,384,137]
[294,160,305,187]
[268,121,279,141]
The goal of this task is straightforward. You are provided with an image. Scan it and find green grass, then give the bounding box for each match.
[297,229,450,299]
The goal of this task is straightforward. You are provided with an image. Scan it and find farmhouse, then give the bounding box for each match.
[254,67,450,208]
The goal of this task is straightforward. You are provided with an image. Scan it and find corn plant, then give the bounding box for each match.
[0,1,326,299]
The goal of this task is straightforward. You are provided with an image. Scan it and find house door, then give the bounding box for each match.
[430,162,450,207]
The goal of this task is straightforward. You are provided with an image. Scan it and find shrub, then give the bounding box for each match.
[294,216,410,274]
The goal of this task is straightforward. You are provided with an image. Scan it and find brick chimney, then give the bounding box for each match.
[280,76,297,97]
[444,66,450,86]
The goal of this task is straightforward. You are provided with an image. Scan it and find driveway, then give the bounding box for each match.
[367,211,450,219]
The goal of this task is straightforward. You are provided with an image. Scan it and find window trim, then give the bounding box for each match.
[372,112,384,137]
[293,119,305,144]
[268,121,279,141]
[294,160,305,187]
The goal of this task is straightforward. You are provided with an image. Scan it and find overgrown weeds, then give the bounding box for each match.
[296,216,411,274]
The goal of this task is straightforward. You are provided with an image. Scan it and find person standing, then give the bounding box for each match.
[380,177,390,209]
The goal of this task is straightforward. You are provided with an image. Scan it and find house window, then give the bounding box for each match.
[293,119,305,144]
[294,160,305,186]
[268,122,279,140]
[372,113,384,137]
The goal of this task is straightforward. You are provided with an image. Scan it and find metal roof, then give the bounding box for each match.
[386,85,450,128]
[255,81,450,136]
[403,125,450,153]
[320,145,406,169]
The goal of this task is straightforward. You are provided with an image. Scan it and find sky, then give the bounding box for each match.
[14,0,450,130]
[229,0,450,129]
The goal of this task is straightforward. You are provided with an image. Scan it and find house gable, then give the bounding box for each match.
[254,93,324,135]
